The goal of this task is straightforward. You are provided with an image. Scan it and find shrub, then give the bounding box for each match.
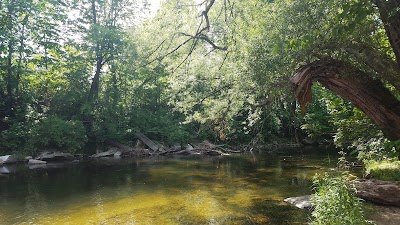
[311,173,370,225]
[29,116,87,154]
[0,121,31,154]
[365,160,400,181]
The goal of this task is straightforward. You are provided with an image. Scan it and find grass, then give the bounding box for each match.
[365,160,400,181]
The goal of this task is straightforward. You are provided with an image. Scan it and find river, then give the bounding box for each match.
[0,147,340,224]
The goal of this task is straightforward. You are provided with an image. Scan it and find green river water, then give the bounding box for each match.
[0,147,340,224]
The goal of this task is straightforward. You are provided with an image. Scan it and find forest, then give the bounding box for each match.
[1,0,399,156]
[1,0,400,224]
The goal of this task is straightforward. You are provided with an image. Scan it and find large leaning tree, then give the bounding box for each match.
[290,0,400,140]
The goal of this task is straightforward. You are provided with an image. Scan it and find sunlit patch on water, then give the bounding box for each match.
[0,148,340,224]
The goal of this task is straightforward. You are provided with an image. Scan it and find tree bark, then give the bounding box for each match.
[88,0,102,103]
[376,0,400,67]
[290,59,400,140]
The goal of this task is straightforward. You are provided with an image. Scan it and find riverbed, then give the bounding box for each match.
[0,147,339,224]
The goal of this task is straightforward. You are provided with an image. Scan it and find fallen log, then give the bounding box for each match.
[135,132,159,151]
[353,179,400,207]
[106,140,153,157]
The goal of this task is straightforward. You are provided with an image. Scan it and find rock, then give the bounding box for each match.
[354,179,400,207]
[185,144,194,151]
[90,148,118,158]
[0,155,18,164]
[28,159,47,165]
[284,195,312,209]
[24,156,33,161]
[114,151,122,157]
[36,151,74,161]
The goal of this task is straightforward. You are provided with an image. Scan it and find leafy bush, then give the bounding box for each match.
[311,173,370,225]
[29,116,87,154]
[0,121,31,154]
[127,107,192,145]
[365,160,400,181]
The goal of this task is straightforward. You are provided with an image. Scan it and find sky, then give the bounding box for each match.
[147,0,162,16]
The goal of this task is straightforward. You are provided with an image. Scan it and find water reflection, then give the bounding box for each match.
[0,148,339,224]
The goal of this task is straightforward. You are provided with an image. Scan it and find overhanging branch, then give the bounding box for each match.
[290,59,400,140]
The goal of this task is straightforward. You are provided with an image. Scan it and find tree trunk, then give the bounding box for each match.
[376,0,400,67]
[290,59,400,140]
[88,0,102,103]
[89,58,102,102]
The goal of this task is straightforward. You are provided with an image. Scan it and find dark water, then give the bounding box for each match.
[0,147,340,224]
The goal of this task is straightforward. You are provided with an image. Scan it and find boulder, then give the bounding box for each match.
[28,159,47,165]
[36,151,74,161]
[0,155,18,164]
[354,179,400,207]
[284,195,312,209]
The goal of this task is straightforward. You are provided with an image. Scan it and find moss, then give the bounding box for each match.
[365,160,400,181]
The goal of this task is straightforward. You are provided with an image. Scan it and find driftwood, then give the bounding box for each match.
[106,140,151,157]
[105,134,240,157]
[135,132,159,151]
[192,140,241,155]
[158,140,240,156]
[353,179,400,207]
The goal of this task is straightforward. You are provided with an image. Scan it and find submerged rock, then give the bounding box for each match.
[284,195,312,209]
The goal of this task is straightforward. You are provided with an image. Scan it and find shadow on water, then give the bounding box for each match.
[0,147,339,224]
